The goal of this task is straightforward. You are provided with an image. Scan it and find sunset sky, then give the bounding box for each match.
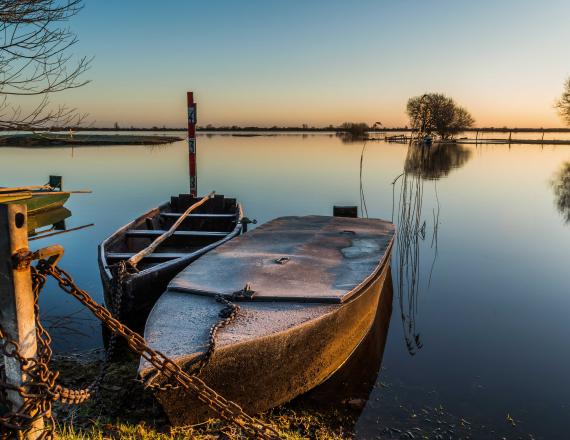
[59,0,570,128]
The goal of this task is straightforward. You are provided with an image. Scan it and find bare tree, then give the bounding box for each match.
[0,0,91,130]
[406,93,474,140]
[556,77,570,126]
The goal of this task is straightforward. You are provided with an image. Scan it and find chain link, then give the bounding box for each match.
[37,261,281,440]
[0,268,92,439]
[1,255,280,439]
[146,293,241,392]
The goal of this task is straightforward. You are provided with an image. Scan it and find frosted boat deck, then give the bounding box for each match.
[169,215,395,303]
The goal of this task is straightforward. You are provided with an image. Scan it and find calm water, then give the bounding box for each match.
[1,133,569,439]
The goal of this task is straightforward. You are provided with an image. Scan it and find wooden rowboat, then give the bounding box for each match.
[139,215,395,425]
[0,176,89,213]
[98,193,244,331]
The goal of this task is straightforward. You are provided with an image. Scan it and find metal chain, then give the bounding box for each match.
[145,293,241,390]
[0,268,92,439]
[37,261,281,440]
[89,260,130,401]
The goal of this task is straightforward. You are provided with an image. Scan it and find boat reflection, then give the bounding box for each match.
[296,270,393,413]
[551,161,570,224]
[27,206,94,241]
[404,142,472,180]
[28,207,72,238]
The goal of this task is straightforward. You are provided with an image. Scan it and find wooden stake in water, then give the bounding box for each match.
[0,204,44,439]
[188,91,198,197]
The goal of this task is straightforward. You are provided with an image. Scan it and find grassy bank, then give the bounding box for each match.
[0,133,183,147]
[2,351,530,439]
[51,354,356,439]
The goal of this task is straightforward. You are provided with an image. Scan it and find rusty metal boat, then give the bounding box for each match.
[139,215,395,425]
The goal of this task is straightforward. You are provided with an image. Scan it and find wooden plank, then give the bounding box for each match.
[125,230,227,238]
[0,192,33,203]
[210,194,224,214]
[170,195,180,211]
[107,252,187,260]
[0,204,44,438]
[178,194,201,211]
[0,191,33,199]
[0,185,49,193]
[160,213,236,219]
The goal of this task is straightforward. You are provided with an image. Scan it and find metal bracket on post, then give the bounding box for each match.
[11,244,64,272]
[0,204,44,439]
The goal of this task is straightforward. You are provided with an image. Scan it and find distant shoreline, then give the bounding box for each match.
[0,133,182,147]
[1,127,570,133]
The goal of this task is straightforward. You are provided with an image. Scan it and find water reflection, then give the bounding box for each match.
[393,171,427,355]
[28,207,72,237]
[552,161,570,224]
[336,133,367,144]
[393,142,464,355]
[404,142,472,180]
[392,142,472,354]
[27,206,94,241]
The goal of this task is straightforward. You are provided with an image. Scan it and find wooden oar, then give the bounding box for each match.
[29,223,95,241]
[127,191,216,269]
[32,190,92,195]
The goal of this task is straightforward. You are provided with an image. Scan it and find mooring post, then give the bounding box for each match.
[187,91,198,197]
[0,204,44,438]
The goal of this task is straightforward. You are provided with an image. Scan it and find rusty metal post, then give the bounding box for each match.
[0,204,44,438]
[187,91,198,197]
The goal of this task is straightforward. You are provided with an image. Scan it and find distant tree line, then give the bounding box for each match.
[3,124,570,133]
[4,124,570,133]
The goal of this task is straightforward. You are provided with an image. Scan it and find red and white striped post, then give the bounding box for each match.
[187,91,197,197]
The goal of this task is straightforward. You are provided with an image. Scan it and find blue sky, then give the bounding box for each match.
[58,0,570,127]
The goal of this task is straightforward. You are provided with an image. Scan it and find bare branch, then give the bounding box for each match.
[0,0,90,129]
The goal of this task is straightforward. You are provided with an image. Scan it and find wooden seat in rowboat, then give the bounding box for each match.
[124,230,228,238]
[159,213,236,219]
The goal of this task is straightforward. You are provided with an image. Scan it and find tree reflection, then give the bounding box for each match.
[404,143,472,180]
[393,142,457,356]
[552,161,570,224]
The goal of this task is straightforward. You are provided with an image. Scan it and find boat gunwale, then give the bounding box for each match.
[2,191,71,213]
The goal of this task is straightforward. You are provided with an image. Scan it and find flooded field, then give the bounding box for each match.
[1,132,569,439]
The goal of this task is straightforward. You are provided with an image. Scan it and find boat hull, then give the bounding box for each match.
[99,250,222,332]
[148,257,392,425]
[3,192,70,213]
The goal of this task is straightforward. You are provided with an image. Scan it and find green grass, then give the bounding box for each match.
[55,408,354,439]
[50,354,357,439]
